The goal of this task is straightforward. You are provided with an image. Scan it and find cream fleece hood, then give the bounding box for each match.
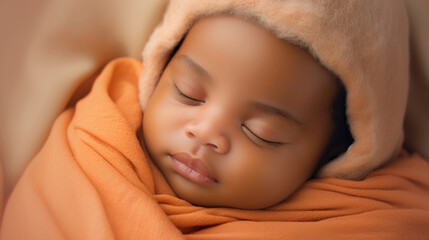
[139,0,409,180]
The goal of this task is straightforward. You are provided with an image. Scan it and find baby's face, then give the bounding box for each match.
[143,16,338,209]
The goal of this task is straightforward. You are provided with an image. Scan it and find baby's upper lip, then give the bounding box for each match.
[171,152,217,181]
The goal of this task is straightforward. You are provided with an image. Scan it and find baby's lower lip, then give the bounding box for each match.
[170,155,217,185]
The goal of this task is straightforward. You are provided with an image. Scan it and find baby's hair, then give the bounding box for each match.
[162,38,184,73]
[314,82,354,174]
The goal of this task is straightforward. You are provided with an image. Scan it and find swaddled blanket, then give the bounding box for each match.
[2,58,429,239]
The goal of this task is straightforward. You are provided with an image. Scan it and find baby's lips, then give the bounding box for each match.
[171,152,217,181]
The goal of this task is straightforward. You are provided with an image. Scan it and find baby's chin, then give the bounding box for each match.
[179,192,288,210]
[167,174,291,210]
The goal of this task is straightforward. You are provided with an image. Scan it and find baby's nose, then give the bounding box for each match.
[184,114,230,154]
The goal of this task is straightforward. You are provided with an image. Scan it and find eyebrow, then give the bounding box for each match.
[175,55,211,81]
[250,101,304,127]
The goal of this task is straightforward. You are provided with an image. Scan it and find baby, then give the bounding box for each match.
[142,15,352,209]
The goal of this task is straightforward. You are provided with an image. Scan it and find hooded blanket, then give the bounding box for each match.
[1,58,429,239]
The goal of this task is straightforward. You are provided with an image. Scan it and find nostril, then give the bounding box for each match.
[206,143,218,150]
[186,131,195,138]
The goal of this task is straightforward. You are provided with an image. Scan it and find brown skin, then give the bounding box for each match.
[143,16,338,209]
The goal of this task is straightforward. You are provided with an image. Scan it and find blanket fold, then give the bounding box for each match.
[2,58,429,239]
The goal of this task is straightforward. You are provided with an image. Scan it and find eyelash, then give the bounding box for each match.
[173,84,204,104]
[172,84,282,147]
[242,125,283,147]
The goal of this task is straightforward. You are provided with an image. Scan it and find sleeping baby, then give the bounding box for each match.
[142,15,352,209]
[2,0,429,239]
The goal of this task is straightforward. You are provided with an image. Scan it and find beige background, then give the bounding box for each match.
[0,0,427,206]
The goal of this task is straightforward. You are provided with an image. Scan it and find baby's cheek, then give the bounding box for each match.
[219,150,298,208]
[222,149,272,187]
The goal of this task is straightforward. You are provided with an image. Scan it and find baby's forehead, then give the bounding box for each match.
[174,16,337,94]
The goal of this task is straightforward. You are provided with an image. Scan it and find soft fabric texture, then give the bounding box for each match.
[2,58,429,239]
[139,0,410,180]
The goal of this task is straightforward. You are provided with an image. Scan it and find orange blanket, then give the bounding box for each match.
[2,58,429,239]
